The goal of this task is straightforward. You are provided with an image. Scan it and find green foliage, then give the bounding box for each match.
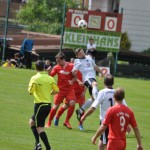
[17,0,77,34]
[141,48,150,55]
[120,32,131,51]
[27,20,61,34]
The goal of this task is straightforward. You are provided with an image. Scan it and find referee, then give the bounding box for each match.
[28,60,59,150]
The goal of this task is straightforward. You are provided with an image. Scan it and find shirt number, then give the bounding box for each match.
[109,98,113,106]
[120,116,126,131]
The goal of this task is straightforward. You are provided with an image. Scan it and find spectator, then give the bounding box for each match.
[2,59,15,68]
[86,37,97,61]
[45,59,53,70]
[10,53,23,68]
[20,33,33,69]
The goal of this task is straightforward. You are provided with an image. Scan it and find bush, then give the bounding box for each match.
[120,32,131,51]
[17,0,76,35]
[26,20,61,34]
[141,48,150,55]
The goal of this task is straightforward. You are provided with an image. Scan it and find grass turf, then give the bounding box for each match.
[0,67,149,150]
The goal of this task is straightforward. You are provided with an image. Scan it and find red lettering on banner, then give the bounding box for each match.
[107,19,115,29]
[101,68,108,76]
[74,16,81,26]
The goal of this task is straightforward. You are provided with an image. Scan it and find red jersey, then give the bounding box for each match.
[50,63,74,91]
[103,104,137,141]
[73,71,84,92]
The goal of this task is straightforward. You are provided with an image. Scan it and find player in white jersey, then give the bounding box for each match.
[81,74,128,150]
[81,74,114,150]
[72,48,104,121]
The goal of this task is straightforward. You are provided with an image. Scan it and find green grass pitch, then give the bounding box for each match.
[0,67,149,150]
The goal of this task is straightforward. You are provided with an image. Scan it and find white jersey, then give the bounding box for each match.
[91,88,127,121]
[72,56,96,83]
[92,88,115,121]
[87,43,96,51]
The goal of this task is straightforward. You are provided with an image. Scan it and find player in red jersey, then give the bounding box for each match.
[57,58,86,130]
[70,58,86,130]
[45,52,76,129]
[72,65,86,130]
[92,88,143,150]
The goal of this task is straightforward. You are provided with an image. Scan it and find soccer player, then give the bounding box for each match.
[73,70,86,130]
[28,60,59,150]
[69,57,86,130]
[92,88,143,150]
[72,48,104,121]
[81,74,115,150]
[45,52,76,129]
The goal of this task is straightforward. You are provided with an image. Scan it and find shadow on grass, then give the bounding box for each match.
[49,125,96,133]
[71,128,96,133]
[126,135,143,139]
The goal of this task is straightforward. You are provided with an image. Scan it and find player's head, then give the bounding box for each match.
[55,52,66,66]
[45,59,51,66]
[35,60,45,71]
[89,37,94,44]
[14,53,20,59]
[74,48,85,58]
[114,87,125,102]
[104,74,114,87]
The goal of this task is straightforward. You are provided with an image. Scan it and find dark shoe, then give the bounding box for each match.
[34,143,42,150]
[76,109,84,121]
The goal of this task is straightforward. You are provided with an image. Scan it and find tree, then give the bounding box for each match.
[120,32,131,51]
[141,48,150,55]
[17,0,77,34]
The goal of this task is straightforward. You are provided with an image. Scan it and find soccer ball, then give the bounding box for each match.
[78,19,88,29]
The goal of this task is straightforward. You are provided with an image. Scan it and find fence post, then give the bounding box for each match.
[114,52,118,75]
[82,0,85,9]
[2,0,10,64]
[60,2,66,52]
[121,8,124,14]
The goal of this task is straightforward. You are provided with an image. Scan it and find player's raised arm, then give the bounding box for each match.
[94,65,104,79]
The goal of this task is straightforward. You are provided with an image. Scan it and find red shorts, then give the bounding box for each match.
[75,90,85,105]
[54,89,76,105]
[107,139,126,150]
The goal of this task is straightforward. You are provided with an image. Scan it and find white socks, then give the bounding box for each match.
[92,85,99,100]
[80,99,93,112]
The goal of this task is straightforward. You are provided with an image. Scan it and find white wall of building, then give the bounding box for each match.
[120,0,150,52]
[91,0,108,12]
[120,0,150,11]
